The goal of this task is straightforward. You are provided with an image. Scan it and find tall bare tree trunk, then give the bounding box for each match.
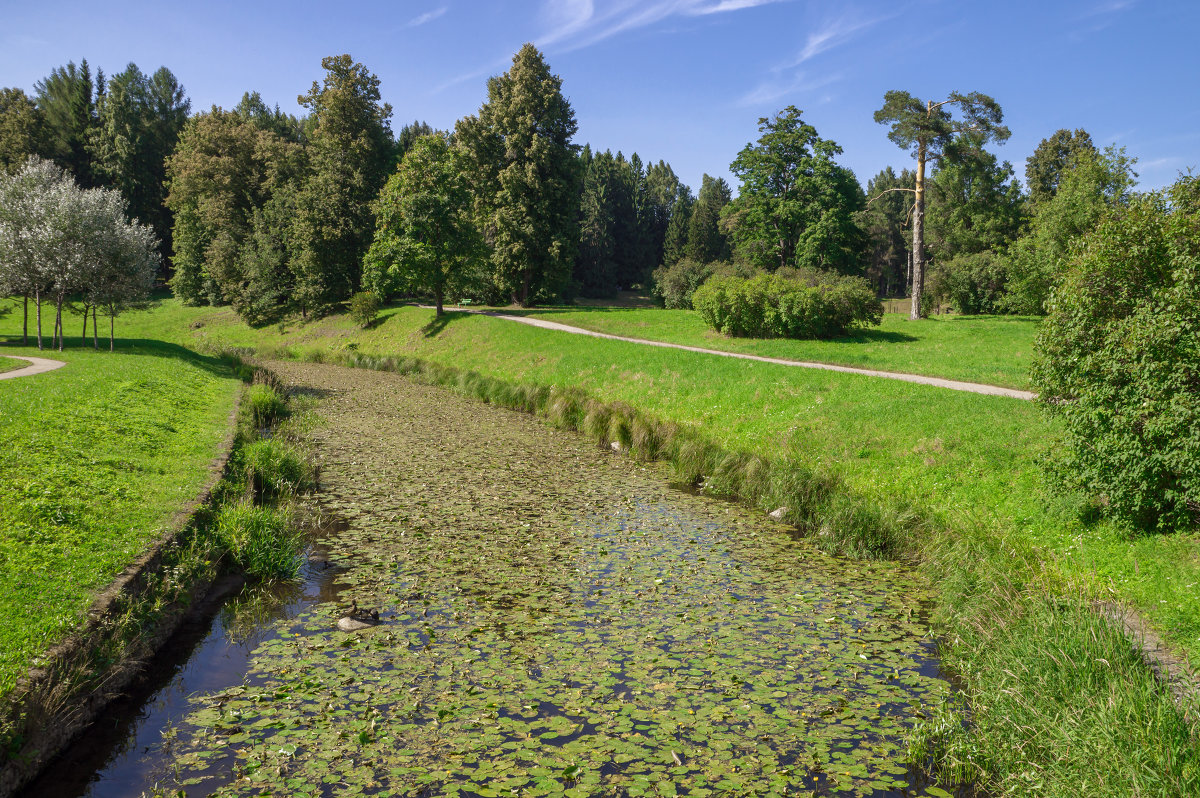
[22,295,28,345]
[435,285,444,317]
[54,295,64,351]
[35,288,42,350]
[109,303,115,351]
[81,303,89,346]
[910,140,927,321]
[92,306,98,349]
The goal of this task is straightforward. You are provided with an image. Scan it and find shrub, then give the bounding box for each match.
[692,268,882,339]
[1032,175,1200,532]
[241,438,309,499]
[213,501,304,579]
[928,250,1009,315]
[246,384,288,428]
[651,258,715,309]
[348,290,381,328]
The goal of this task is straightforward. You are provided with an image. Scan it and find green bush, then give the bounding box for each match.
[692,268,882,339]
[213,501,304,579]
[246,384,288,428]
[1032,175,1200,532]
[651,258,715,309]
[348,290,381,328]
[241,438,309,499]
[928,250,1009,315]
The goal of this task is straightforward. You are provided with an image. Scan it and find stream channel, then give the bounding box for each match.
[27,361,967,797]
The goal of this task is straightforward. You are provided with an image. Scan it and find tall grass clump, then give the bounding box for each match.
[247,383,288,427]
[241,438,309,500]
[213,501,303,580]
[912,530,1200,796]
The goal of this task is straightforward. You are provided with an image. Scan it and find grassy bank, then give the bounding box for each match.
[514,306,1038,390]
[5,299,1198,794]
[0,342,241,700]
[0,358,23,375]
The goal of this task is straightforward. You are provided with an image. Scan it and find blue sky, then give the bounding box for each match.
[2,0,1196,194]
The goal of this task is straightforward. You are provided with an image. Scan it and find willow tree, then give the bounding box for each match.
[873,91,1009,318]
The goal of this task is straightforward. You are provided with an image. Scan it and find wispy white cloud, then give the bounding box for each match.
[1081,0,1135,18]
[435,0,794,92]
[405,7,448,28]
[737,70,842,107]
[788,10,897,65]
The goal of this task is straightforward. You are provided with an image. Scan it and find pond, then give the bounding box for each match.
[28,361,964,797]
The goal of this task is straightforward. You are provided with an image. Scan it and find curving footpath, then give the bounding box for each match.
[441,308,1037,401]
[0,355,67,380]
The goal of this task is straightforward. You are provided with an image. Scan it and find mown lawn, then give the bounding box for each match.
[511,306,1039,390]
[0,357,24,374]
[89,299,1200,665]
[0,332,240,699]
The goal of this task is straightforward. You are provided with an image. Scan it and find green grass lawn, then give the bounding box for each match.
[0,334,240,699]
[0,357,25,374]
[509,306,1039,390]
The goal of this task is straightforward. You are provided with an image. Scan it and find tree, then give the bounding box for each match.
[1026,128,1095,207]
[292,54,394,314]
[0,88,45,172]
[574,150,619,297]
[363,134,480,315]
[165,107,305,315]
[0,158,64,346]
[455,44,581,306]
[873,90,1010,318]
[686,174,731,264]
[0,157,155,350]
[396,120,435,160]
[1031,175,1200,532]
[90,63,190,262]
[644,160,682,269]
[860,167,914,297]
[926,132,1024,260]
[34,59,102,186]
[725,106,866,274]
[1003,146,1137,314]
[662,184,694,267]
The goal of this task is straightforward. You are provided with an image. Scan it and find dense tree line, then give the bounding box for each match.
[0,49,1162,327]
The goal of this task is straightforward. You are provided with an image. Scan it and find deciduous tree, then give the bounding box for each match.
[0,88,45,173]
[726,106,865,274]
[363,134,480,315]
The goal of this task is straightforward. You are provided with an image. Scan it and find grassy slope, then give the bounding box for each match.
[0,357,23,374]
[0,337,240,698]
[511,307,1038,390]
[97,299,1200,665]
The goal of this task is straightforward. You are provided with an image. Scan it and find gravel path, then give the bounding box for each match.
[447,308,1037,400]
[0,355,67,380]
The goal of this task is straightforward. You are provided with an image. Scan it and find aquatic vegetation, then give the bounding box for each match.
[214,501,304,580]
[160,362,958,796]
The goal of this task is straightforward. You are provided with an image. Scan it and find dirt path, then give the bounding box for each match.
[0,355,67,380]
[445,308,1037,400]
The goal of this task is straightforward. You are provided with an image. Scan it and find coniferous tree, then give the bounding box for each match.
[644,160,682,268]
[456,44,580,306]
[396,120,436,160]
[686,174,731,264]
[34,59,102,186]
[861,167,914,297]
[662,184,694,267]
[926,133,1024,261]
[574,150,619,297]
[90,64,190,264]
[292,54,394,314]
[874,90,1010,318]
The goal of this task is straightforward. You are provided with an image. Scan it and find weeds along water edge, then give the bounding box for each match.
[239,344,1200,798]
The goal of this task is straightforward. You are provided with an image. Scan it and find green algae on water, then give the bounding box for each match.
[163,362,956,797]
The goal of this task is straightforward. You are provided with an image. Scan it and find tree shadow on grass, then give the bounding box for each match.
[832,328,919,344]
[0,335,244,379]
[420,310,468,338]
